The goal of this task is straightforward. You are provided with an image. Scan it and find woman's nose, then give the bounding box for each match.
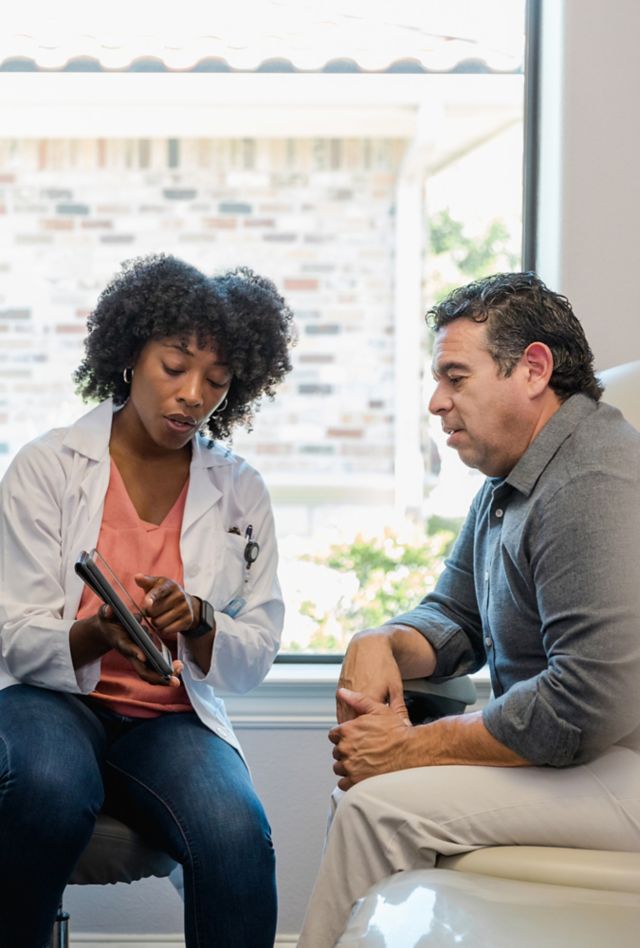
[177,376,204,407]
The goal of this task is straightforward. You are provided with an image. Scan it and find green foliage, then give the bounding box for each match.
[426,513,465,538]
[429,212,466,255]
[457,219,519,277]
[297,518,462,653]
[428,209,520,304]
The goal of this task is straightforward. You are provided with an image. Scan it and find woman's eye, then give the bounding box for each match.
[208,378,229,389]
[163,364,183,377]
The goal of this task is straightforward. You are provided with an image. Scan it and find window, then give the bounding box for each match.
[0,2,528,658]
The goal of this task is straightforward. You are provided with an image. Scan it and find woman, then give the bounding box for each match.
[0,254,294,948]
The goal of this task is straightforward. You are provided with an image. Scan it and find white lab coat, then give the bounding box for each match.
[0,399,284,757]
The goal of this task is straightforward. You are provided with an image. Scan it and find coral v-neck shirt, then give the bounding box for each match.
[76,459,193,717]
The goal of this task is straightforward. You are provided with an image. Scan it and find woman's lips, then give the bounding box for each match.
[164,415,196,433]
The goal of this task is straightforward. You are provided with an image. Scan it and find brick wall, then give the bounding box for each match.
[0,137,408,484]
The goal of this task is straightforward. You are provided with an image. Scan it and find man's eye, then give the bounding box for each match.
[449,376,462,385]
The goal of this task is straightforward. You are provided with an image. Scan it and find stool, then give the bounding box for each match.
[50,813,177,948]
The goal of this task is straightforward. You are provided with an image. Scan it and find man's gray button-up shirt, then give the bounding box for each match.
[392,394,640,767]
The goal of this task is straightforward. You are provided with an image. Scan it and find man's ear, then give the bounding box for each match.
[523,341,554,395]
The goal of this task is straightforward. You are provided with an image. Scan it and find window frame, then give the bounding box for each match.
[0,10,537,667]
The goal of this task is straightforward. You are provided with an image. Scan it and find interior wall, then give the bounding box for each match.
[536,0,640,370]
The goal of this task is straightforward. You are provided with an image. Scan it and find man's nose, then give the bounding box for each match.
[428,382,451,416]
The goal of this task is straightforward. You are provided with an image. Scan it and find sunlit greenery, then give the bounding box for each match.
[428,208,520,303]
[294,517,462,653]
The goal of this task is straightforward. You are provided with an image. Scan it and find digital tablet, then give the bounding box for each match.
[75,549,174,681]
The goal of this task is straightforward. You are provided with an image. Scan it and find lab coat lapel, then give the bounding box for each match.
[181,435,230,536]
[65,401,113,540]
[64,449,111,610]
[78,458,111,528]
[63,468,108,616]
[182,463,222,535]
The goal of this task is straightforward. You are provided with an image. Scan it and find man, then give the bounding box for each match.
[298,272,640,948]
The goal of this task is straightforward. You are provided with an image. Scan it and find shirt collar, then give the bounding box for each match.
[62,399,114,460]
[191,431,235,469]
[506,393,598,497]
[62,398,233,468]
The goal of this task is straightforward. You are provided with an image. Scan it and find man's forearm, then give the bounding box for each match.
[405,709,530,768]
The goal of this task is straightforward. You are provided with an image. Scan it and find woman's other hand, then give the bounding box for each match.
[70,605,182,686]
[97,603,183,686]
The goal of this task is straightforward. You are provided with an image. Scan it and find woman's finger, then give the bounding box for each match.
[113,634,147,665]
[138,576,174,611]
[149,605,192,634]
[126,652,181,687]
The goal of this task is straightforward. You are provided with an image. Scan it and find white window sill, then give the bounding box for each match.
[222,663,491,729]
[266,661,491,685]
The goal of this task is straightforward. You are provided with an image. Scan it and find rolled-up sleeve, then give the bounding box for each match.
[483,470,640,767]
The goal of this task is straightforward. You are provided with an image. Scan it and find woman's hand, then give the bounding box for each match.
[134,575,216,676]
[134,575,215,676]
[134,574,199,637]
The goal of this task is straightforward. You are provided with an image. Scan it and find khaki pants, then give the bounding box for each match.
[297,744,640,948]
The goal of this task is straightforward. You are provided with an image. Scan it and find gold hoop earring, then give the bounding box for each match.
[123,367,133,384]
[213,396,228,415]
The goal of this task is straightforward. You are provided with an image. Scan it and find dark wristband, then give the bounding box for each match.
[184,597,215,639]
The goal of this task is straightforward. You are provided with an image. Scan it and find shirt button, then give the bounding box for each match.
[495,508,504,518]
[484,570,489,582]
[485,636,493,648]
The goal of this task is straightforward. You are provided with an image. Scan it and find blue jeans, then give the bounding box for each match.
[0,684,276,948]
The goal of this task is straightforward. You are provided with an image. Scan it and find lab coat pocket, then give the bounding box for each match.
[210,532,247,613]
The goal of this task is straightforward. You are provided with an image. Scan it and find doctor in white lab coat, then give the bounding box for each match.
[0,253,294,948]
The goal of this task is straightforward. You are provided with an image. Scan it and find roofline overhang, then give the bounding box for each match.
[0,72,524,138]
